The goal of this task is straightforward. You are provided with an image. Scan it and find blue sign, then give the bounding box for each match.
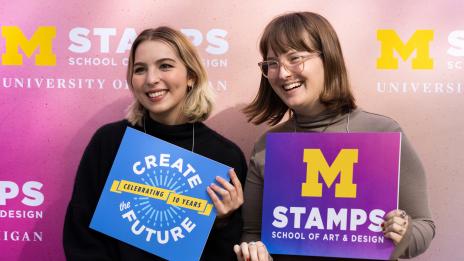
[90,127,230,261]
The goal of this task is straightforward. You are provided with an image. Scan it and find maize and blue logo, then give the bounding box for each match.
[0,26,228,67]
[261,132,401,260]
[375,29,464,94]
[301,149,358,198]
[65,27,229,68]
[0,25,229,91]
[376,29,434,70]
[90,128,230,261]
[1,26,56,66]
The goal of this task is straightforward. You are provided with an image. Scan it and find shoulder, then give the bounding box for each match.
[253,119,293,152]
[94,120,131,137]
[197,124,248,184]
[350,109,402,132]
[197,123,246,161]
[269,119,294,133]
[86,120,133,150]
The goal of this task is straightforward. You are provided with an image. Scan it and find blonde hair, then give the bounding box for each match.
[125,26,214,126]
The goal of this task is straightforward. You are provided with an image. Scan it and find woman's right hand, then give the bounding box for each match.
[234,241,271,261]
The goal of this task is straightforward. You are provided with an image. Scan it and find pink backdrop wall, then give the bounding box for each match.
[1,0,462,260]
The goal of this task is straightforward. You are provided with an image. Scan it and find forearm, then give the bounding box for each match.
[393,134,435,259]
[242,176,264,242]
[400,218,436,258]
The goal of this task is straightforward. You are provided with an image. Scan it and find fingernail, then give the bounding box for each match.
[381,222,384,227]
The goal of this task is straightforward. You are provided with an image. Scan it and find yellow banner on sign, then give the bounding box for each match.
[166,193,212,215]
[110,179,171,200]
[110,179,213,216]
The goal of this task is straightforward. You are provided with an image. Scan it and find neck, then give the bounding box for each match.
[148,111,188,125]
[293,102,327,119]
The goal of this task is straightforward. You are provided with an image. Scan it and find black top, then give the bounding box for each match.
[63,117,247,260]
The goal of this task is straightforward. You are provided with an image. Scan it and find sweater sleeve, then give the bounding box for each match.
[391,133,436,259]
[217,145,248,257]
[201,142,249,260]
[241,142,265,243]
[63,128,120,261]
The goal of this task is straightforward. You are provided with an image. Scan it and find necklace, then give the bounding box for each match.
[143,115,195,152]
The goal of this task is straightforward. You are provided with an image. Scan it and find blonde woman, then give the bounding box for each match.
[64,26,246,260]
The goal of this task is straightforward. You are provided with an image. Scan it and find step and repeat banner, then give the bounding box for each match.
[1,0,462,260]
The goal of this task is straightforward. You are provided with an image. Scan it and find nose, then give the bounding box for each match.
[146,67,160,86]
[278,63,291,79]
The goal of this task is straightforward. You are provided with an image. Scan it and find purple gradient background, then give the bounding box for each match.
[262,132,401,259]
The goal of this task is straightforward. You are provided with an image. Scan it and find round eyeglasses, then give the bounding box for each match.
[258,52,321,79]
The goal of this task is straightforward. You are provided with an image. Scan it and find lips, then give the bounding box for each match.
[147,90,168,100]
[283,81,303,91]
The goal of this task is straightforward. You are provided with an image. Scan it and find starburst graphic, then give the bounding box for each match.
[133,167,189,229]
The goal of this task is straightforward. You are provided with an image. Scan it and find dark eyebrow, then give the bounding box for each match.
[133,62,145,67]
[285,50,309,56]
[287,51,300,56]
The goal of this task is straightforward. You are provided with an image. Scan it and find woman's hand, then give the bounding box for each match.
[234,241,271,261]
[206,169,243,218]
[383,209,409,245]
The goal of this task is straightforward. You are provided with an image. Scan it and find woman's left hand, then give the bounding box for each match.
[234,241,271,261]
[382,209,409,245]
[207,169,244,218]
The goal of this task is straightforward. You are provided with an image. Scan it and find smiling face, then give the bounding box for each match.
[266,48,326,117]
[131,40,193,125]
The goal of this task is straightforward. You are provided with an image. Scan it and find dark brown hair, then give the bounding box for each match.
[244,12,356,125]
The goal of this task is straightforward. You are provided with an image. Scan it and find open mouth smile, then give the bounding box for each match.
[147,90,168,99]
[283,81,303,91]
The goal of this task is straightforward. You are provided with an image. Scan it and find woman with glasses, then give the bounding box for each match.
[64,26,247,260]
[234,12,435,261]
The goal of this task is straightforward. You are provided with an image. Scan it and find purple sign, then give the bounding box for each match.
[262,132,401,260]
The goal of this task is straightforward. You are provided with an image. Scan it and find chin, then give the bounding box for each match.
[285,100,305,110]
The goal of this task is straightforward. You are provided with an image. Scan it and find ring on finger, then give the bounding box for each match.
[400,210,406,218]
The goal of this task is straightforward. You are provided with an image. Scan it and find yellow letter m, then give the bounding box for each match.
[1,26,56,66]
[301,149,358,198]
[377,29,433,69]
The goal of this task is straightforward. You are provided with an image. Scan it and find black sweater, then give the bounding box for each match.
[63,118,247,260]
